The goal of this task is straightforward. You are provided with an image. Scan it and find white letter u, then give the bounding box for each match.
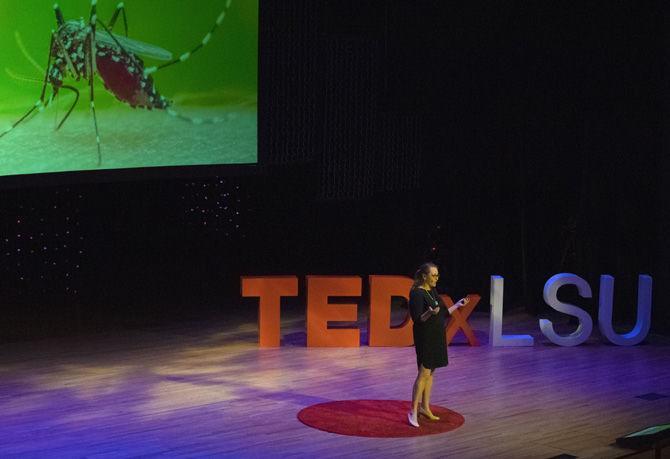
[598,275,653,346]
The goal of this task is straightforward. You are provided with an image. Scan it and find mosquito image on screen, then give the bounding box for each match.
[0,0,233,166]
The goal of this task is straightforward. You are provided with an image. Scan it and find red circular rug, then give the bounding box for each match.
[297,400,464,437]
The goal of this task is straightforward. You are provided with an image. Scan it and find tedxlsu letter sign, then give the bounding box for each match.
[241,273,652,348]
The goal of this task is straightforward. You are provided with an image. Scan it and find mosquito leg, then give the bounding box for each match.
[144,0,233,77]
[53,3,65,27]
[89,0,98,77]
[88,0,102,165]
[0,34,56,139]
[108,2,128,36]
[56,85,80,131]
[53,88,59,129]
[0,101,42,139]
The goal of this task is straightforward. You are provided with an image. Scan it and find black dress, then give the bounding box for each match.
[409,287,448,370]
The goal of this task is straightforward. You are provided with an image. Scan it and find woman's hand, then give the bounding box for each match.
[447,297,470,315]
[454,297,470,309]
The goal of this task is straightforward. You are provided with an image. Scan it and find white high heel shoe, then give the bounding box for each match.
[407,411,420,427]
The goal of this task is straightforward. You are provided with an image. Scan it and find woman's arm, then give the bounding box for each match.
[419,307,434,322]
[409,289,433,322]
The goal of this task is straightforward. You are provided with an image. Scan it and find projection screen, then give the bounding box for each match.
[0,0,257,177]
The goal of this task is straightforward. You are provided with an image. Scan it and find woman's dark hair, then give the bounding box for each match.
[411,262,438,290]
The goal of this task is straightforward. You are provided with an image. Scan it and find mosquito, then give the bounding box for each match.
[0,0,233,165]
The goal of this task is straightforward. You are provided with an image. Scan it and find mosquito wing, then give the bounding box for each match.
[95,31,173,61]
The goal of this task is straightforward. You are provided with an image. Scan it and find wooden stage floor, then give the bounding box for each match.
[1,308,669,458]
